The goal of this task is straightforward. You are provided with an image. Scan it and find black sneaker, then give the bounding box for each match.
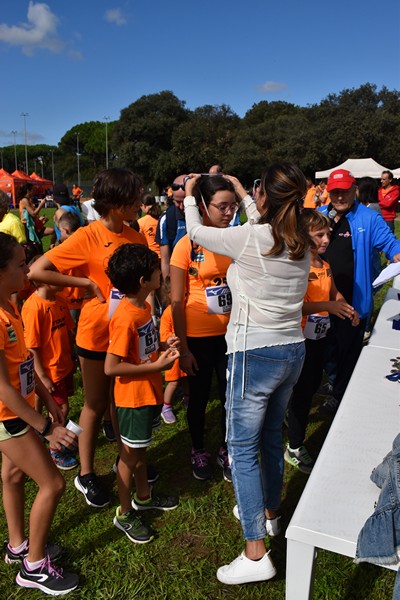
[131,492,179,511]
[284,444,315,474]
[4,540,62,565]
[216,447,232,482]
[102,420,116,442]
[319,395,340,416]
[191,449,212,480]
[113,507,154,544]
[16,556,78,595]
[74,473,110,508]
[113,456,160,483]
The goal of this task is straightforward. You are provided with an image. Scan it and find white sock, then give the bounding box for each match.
[25,557,46,570]
[10,539,28,553]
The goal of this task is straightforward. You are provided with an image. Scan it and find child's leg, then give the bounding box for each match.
[78,357,110,475]
[163,380,179,406]
[117,444,149,513]
[1,429,65,562]
[1,456,26,548]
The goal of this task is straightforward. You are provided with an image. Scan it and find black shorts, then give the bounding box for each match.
[76,346,107,361]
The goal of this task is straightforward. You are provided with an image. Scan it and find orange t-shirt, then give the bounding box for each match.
[170,235,232,337]
[301,260,332,328]
[45,220,147,352]
[159,304,186,382]
[58,268,86,311]
[303,187,317,209]
[22,293,75,383]
[138,214,161,258]
[108,298,163,408]
[0,302,35,420]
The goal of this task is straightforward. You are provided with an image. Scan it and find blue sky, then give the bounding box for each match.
[0,0,399,148]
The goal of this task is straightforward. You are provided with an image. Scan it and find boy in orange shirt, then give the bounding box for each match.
[284,210,359,474]
[22,277,77,470]
[105,244,180,543]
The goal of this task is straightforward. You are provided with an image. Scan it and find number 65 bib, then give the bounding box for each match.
[304,314,330,340]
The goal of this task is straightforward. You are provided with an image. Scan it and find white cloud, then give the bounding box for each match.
[104,8,127,26]
[257,81,288,93]
[0,1,64,55]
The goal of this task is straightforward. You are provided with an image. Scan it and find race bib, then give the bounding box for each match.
[138,319,159,362]
[304,315,330,340]
[108,288,125,319]
[19,354,35,398]
[205,285,232,315]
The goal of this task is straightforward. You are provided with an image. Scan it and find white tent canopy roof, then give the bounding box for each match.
[315,158,394,179]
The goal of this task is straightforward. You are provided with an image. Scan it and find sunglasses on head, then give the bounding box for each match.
[171,183,185,191]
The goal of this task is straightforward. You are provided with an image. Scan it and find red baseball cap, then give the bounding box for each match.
[327,169,356,191]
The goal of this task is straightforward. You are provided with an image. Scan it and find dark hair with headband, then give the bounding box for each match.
[193,175,236,207]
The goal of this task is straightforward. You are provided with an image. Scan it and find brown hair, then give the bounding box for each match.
[92,168,143,216]
[141,193,161,219]
[258,162,309,261]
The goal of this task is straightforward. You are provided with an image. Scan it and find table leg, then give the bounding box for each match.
[286,539,318,600]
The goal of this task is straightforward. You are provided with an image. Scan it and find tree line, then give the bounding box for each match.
[1,83,399,191]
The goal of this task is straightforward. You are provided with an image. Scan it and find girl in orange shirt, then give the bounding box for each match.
[170,175,238,482]
[138,193,161,258]
[28,168,146,509]
[0,233,78,595]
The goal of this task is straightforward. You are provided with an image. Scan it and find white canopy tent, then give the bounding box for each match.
[315,158,391,179]
[391,167,400,178]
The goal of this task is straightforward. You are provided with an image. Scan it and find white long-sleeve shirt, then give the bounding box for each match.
[184,195,310,354]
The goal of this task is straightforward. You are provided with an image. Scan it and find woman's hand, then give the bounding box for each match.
[184,174,202,197]
[179,351,198,376]
[223,175,248,201]
[85,279,105,302]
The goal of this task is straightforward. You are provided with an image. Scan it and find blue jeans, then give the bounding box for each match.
[226,342,305,541]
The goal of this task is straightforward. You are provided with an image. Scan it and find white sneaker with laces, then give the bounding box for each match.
[217,550,277,585]
[232,505,281,536]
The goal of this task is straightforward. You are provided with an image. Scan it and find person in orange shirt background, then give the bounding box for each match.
[28,168,146,509]
[22,274,77,471]
[72,184,83,209]
[378,170,399,233]
[138,193,161,257]
[303,176,318,208]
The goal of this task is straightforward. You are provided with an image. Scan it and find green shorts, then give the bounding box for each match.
[116,405,162,448]
[0,418,29,442]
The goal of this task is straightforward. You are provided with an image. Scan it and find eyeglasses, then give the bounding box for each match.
[208,203,239,215]
[171,183,185,191]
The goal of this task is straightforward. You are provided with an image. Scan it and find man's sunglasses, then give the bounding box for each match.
[171,183,185,191]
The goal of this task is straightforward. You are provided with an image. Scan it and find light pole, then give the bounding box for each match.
[11,130,18,170]
[76,132,81,186]
[0,149,3,169]
[50,150,55,183]
[104,116,110,168]
[38,156,44,178]
[21,112,29,173]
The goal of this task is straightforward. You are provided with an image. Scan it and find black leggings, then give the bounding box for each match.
[186,335,227,451]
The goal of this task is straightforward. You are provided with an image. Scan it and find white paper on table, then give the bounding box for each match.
[373,262,400,288]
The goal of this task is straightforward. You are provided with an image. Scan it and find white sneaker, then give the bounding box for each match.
[217,550,277,585]
[232,505,281,537]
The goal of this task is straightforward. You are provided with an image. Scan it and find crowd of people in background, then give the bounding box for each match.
[0,163,399,594]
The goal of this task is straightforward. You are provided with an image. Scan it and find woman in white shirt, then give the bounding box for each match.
[183,163,310,586]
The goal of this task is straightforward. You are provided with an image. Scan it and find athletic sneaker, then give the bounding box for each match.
[232,505,281,537]
[16,556,79,595]
[102,420,116,442]
[112,455,160,483]
[131,492,179,511]
[319,395,340,416]
[161,404,176,424]
[113,507,153,544]
[317,382,333,396]
[4,540,62,565]
[74,473,110,508]
[50,449,78,471]
[191,449,212,481]
[284,444,315,475]
[216,447,232,482]
[217,550,277,585]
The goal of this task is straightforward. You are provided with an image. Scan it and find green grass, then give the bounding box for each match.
[0,214,398,599]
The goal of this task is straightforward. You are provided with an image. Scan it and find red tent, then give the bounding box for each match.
[30,172,53,195]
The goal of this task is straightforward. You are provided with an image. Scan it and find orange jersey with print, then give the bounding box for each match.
[45,220,147,352]
[138,214,161,257]
[58,268,86,311]
[22,293,75,383]
[108,298,163,408]
[170,234,232,337]
[301,260,332,328]
[0,302,35,420]
[159,304,186,382]
[303,187,317,209]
